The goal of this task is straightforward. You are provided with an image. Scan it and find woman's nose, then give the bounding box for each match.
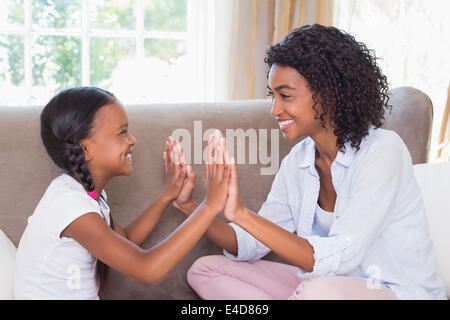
[271,98,282,117]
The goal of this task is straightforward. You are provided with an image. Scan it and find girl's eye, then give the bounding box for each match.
[280,93,291,99]
[120,129,127,135]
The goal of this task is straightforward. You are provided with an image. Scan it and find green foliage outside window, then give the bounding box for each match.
[0,34,24,86]
[33,0,81,28]
[91,0,135,30]
[32,35,82,89]
[144,0,187,32]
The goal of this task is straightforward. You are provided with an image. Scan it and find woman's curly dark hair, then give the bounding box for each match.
[265,24,391,152]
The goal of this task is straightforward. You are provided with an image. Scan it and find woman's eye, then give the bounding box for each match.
[280,93,291,99]
[120,130,127,135]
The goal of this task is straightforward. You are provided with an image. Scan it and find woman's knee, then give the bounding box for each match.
[290,277,343,300]
[187,255,227,286]
[290,276,397,300]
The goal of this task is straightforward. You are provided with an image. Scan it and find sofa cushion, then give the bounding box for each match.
[413,162,450,298]
[0,229,16,299]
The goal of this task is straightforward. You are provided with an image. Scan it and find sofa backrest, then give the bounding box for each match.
[382,87,433,164]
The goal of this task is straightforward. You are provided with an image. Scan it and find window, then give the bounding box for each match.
[0,0,214,106]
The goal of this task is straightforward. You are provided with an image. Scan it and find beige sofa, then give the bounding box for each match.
[0,87,449,299]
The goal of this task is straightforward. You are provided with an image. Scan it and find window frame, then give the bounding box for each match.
[0,0,214,105]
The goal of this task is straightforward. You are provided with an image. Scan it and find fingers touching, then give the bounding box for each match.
[206,130,232,184]
[165,131,233,183]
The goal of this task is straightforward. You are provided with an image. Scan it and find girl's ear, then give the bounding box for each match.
[79,140,93,161]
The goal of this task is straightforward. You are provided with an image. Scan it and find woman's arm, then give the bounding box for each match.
[232,206,314,272]
[177,160,314,270]
[175,199,238,256]
[171,134,312,265]
[223,153,315,271]
[173,136,310,263]
[213,138,313,267]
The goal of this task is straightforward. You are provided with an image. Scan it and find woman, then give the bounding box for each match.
[176,24,446,300]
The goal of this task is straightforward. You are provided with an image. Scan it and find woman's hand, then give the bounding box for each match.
[222,138,245,222]
[203,131,231,214]
[161,137,187,203]
[164,137,197,213]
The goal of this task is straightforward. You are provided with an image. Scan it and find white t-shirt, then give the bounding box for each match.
[14,173,110,300]
[315,203,334,235]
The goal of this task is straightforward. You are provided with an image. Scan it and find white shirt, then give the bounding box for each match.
[224,127,447,300]
[14,173,110,300]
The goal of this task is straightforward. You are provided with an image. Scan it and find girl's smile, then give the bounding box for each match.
[125,150,132,161]
[125,146,134,161]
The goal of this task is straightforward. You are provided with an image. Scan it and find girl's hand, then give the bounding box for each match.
[203,131,231,214]
[222,138,245,223]
[164,137,197,212]
[161,137,187,203]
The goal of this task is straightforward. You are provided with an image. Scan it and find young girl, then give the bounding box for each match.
[178,25,447,300]
[14,86,231,299]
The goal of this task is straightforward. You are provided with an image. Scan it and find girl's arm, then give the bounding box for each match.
[118,194,173,246]
[116,139,187,246]
[61,133,232,285]
[62,202,221,285]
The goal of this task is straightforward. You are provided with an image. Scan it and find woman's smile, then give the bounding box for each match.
[278,119,295,131]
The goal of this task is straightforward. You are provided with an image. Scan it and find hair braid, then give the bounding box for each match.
[65,142,95,192]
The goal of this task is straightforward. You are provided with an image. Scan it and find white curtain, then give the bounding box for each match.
[436,84,450,161]
[333,0,450,162]
[223,0,334,100]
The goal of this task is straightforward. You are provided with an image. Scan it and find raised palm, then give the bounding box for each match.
[163,137,196,210]
[174,165,195,206]
[222,141,244,222]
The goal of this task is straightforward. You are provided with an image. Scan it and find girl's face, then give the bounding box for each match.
[268,64,325,141]
[80,102,137,180]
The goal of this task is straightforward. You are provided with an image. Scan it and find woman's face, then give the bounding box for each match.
[80,102,137,179]
[268,64,325,141]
